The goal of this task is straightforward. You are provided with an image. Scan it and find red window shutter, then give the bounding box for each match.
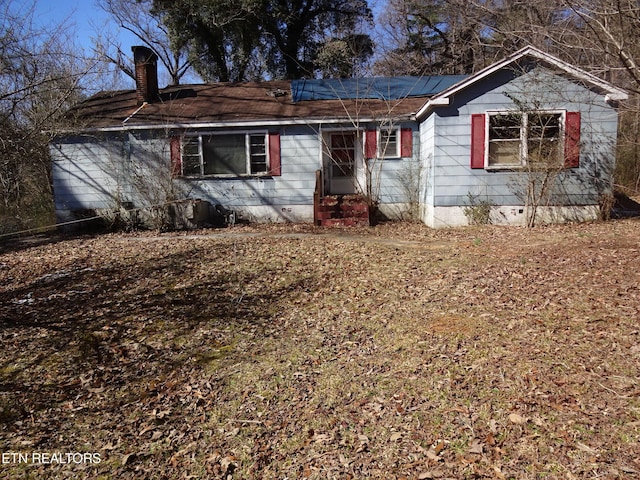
[269,132,281,176]
[564,111,580,168]
[170,136,182,176]
[470,114,486,169]
[400,128,413,157]
[365,129,377,158]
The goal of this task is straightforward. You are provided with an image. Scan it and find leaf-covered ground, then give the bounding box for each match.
[1,220,639,479]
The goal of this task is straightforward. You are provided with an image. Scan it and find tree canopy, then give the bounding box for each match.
[150,0,373,82]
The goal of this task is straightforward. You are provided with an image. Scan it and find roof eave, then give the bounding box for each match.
[415,97,450,120]
[55,113,418,135]
[605,92,629,103]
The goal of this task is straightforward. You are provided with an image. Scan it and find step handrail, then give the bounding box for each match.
[313,169,323,225]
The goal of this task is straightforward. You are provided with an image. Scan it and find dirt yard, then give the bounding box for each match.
[1,219,639,479]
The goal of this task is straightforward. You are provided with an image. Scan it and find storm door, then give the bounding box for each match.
[325,131,359,194]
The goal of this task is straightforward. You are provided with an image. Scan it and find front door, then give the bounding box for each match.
[326,131,358,195]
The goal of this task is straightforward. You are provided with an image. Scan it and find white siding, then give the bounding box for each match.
[370,125,421,218]
[419,115,436,225]
[52,126,323,223]
[51,133,130,211]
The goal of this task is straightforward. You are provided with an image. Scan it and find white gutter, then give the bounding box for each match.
[58,114,417,134]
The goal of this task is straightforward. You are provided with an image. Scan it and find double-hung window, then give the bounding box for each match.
[364,127,413,159]
[488,111,562,168]
[379,128,400,158]
[472,110,580,170]
[181,133,269,176]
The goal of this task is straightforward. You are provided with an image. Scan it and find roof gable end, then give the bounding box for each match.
[415,46,628,120]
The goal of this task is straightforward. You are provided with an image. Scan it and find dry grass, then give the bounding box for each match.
[1,219,639,478]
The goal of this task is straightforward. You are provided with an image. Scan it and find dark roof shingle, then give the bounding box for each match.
[67,80,435,130]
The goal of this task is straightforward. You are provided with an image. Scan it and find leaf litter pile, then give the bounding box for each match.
[1,219,639,479]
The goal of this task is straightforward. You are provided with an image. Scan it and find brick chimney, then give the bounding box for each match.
[132,46,159,105]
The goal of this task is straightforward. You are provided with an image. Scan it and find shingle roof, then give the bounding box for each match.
[67,80,438,130]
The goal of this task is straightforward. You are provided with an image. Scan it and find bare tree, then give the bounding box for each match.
[470,0,640,193]
[555,1,640,193]
[95,0,198,86]
[375,0,496,76]
[0,0,99,233]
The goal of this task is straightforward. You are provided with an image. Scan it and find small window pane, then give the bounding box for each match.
[489,140,521,166]
[490,114,521,139]
[527,113,561,165]
[249,134,268,174]
[203,135,247,175]
[380,129,398,157]
[182,137,201,175]
[488,114,522,166]
[332,134,352,148]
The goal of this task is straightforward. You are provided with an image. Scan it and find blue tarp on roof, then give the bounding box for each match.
[291,76,468,102]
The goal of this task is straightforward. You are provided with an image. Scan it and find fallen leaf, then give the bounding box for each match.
[426,448,440,461]
[621,465,639,474]
[468,439,484,454]
[420,469,445,478]
[508,413,527,424]
[489,419,499,434]
[220,456,236,474]
[312,433,331,443]
[576,442,598,454]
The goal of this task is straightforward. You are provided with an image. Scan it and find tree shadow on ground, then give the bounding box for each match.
[0,241,317,462]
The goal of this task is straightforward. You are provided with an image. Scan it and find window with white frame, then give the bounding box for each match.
[379,128,400,158]
[181,132,269,176]
[487,111,563,168]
